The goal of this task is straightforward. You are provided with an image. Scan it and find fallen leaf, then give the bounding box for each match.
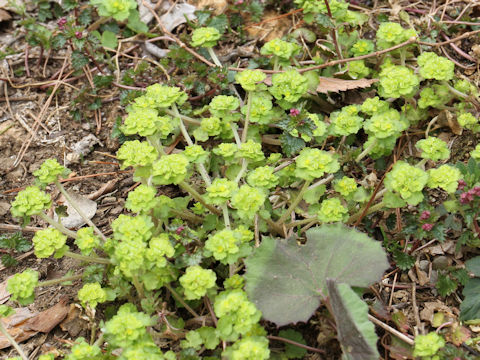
[55,191,97,229]
[60,304,87,337]
[160,2,197,32]
[0,8,11,21]
[189,0,227,15]
[0,278,11,304]
[245,10,291,42]
[420,301,455,323]
[0,299,69,349]
[316,77,378,93]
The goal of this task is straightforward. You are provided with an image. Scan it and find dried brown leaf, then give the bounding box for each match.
[316,77,378,94]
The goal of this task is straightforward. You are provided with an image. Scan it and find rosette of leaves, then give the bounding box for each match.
[378,65,419,98]
[427,164,461,193]
[179,265,217,300]
[116,140,158,179]
[269,69,308,106]
[204,228,252,264]
[151,154,189,185]
[350,39,374,56]
[235,69,266,92]
[457,112,479,131]
[329,105,364,136]
[7,269,39,305]
[376,22,416,49]
[415,137,450,161]
[418,84,453,109]
[10,186,52,220]
[417,52,455,81]
[260,38,301,68]
[317,197,348,223]
[363,108,406,139]
[384,161,428,206]
[230,185,266,221]
[360,96,389,116]
[206,178,238,205]
[77,282,107,309]
[144,84,187,109]
[90,0,137,21]
[295,148,340,181]
[32,228,68,258]
[190,27,221,48]
[75,227,101,255]
[33,158,70,187]
[348,60,370,79]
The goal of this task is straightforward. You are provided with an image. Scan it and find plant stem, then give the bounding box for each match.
[221,204,231,230]
[170,208,204,224]
[164,283,200,318]
[356,138,378,163]
[172,104,212,186]
[207,47,222,67]
[179,181,221,216]
[235,159,249,184]
[276,180,312,225]
[286,217,316,229]
[38,273,83,287]
[163,109,201,125]
[347,201,385,224]
[65,251,110,264]
[308,174,334,190]
[54,180,106,242]
[39,212,78,239]
[0,321,28,360]
[230,123,242,147]
[132,275,145,299]
[241,92,252,143]
[267,335,325,354]
[147,135,165,155]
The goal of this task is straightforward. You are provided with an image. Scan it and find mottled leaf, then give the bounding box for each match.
[244,224,389,326]
[460,278,480,321]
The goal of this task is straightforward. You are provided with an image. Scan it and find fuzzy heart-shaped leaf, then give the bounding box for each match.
[244,224,389,326]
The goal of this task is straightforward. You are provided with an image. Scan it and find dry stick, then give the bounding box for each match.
[12,55,70,169]
[417,28,480,47]
[411,283,423,336]
[323,0,343,61]
[141,0,215,68]
[267,335,326,354]
[367,314,414,346]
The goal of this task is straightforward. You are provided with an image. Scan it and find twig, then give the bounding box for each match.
[411,283,423,336]
[417,29,480,47]
[323,0,343,61]
[367,314,414,346]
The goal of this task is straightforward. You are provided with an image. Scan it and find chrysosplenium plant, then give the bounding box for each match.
[6,4,480,358]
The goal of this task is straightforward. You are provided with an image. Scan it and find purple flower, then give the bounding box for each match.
[176,226,185,235]
[457,179,467,191]
[289,108,300,117]
[472,186,480,196]
[419,210,431,220]
[75,31,82,39]
[58,17,67,30]
[422,223,433,231]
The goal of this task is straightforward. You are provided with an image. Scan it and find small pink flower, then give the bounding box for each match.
[58,18,67,30]
[460,191,474,204]
[472,186,480,196]
[419,211,431,220]
[457,179,467,190]
[75,31,82,39]
[289,108,300,116]
[176,226,185,235]
[235,0,244,4]
[422,223,433,231]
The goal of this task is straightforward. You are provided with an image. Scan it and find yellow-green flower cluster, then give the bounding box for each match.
[235,70,266,92]
[214,289,262,338]
[191,27,221,48]
[269,69,308,104]
[363,136,397,159]
[330,105,364,136]
[33,228,67,258]
[65,339,102,360]
[413,332,445,358]
[351,39,374,56]
[418,84,452,109]
[223,336,270,360]
[11,186,52,218]
[112,214,154,242]
[116,140,158,169]
[209,95,240,118]
[384,161,428,205]
[415,137,450,161]
[7,269,39,305]
[364,109,405,139]
[77,282,107,309]
[75,227,101,255]
[471,144,480,160]
[125,184,157,213]
[179,265,217,300]
[237,140,265,162]
[144,84,188,109]
[334,176,358,197]
[378,65,419,98]
[360,97,389,116]
[260,38,301,60]
[348,60,370,79]
[427,164,461,193]
[206,178,238,205]
[231,185,266,221]
[213,142,238,160]
[90,0,136,21]
[376,22,416,49]
[458,112,478,130]
[455,79,478,96]
[145,234,174,268]
[151,154,189,185]
[184,144,208,163]
[33,159,69,186]
[417,52,455,81]
[247,166,279,189]
[317,197,348,223]
[205,229,241,264]
[121,108,160,137]
[200,116,223,137]
[243,92,277,125]
[294,0,347,18]
[295,148,339,181]
[224,274,245,290]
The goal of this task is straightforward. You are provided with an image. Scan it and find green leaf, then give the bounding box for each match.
[460,278,480,321]
[1,254,17,268]
[326,280,380,360]
[280,133,305,157]
[71,50,89,70]
[466,256,480,277]
[207,14,229,35]
[436,273,458,297]
[244,224,389,326]
[127,9,148,34]
[101,30,118,49]
[315,13,335,28]
[393,250,415,270]
[93,75,114,88]
[278,329,307,359]
[383,191,406,208]
[303,185,326,204]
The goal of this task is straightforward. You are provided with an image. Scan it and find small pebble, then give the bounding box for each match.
[432,256,449,270]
